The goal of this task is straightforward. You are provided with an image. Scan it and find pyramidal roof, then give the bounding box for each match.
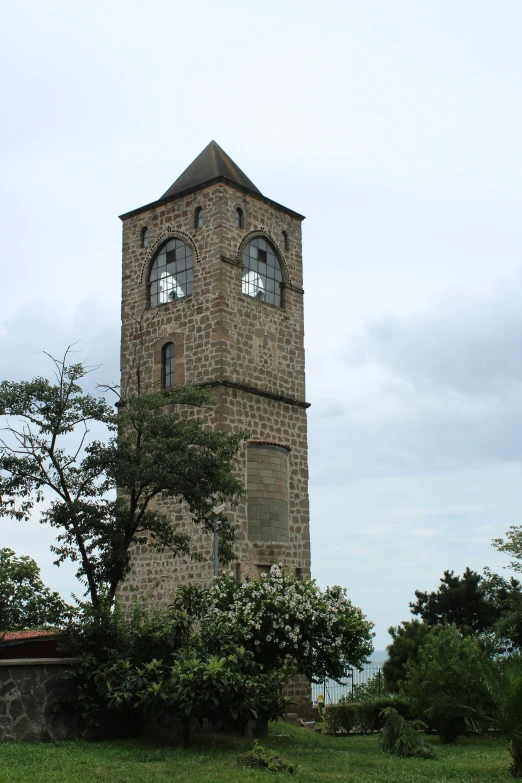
[161,141,262,199]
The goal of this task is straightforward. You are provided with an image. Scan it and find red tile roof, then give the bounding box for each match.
[1,630,58,641]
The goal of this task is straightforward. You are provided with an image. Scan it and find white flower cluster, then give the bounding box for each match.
[200,565,371,677]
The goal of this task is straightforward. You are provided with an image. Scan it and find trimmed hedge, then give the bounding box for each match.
[325,698,412,735]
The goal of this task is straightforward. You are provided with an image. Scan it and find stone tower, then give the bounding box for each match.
[119,141,310,601]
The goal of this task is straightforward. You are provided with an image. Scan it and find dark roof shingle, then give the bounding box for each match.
[161,140,262,199]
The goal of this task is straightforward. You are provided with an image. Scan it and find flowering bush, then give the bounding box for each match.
[62,567,373,741]
[190,565,374,681]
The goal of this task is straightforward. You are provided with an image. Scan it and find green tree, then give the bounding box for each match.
[400,624,489,743]
[0,351,246,609]
[410,568,499,635]
[383,619,430,693]
[430,653,522,777]
[0,548,72,631]
[493,526,522,573]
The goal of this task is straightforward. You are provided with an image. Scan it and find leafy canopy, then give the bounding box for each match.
[382,619,430,693]
[0,351,246,608]
[0,548,72,632]
[385,567,522,692]
[429,653,522,777]
[400,624,489,744]
[410,567,499,634]
[493,526,522,574]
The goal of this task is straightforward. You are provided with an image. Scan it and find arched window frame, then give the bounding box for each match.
[235,207,243,229]
[240,234,284,308]
[194,206,204,228]
[281,230,288,251]
[141,227,149,248]
[162,342,175,389]
[147,237,194,308]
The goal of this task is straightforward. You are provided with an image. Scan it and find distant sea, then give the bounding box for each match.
[311,650,388,703]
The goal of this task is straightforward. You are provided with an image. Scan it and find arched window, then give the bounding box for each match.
[281,230,288,251]
[194,207,204,228]
[235,208,243,228]
[141,227,149,248]
[162,343,175,389]
[242,236,283,307]
[148,238,193,307]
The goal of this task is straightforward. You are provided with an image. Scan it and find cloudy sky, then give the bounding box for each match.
[1,1,521,650]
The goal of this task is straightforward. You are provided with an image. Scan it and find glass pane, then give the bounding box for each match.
[241,238,282,307]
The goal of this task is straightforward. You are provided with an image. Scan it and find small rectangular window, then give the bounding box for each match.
[258,248,267,264]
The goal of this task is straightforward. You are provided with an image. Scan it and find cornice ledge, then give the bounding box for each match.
[199,378,311,409]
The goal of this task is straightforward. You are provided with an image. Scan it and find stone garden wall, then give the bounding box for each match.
[0,659,79,742]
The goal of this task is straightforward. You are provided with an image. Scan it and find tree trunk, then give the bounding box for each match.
[182,718,191,748]
[510,739,522,777]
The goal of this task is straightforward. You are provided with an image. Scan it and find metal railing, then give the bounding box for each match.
[311,662,385,705]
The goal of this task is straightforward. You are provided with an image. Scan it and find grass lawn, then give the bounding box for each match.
[0,722,513,783]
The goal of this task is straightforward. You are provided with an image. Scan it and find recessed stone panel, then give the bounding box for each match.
[247,443,289,543]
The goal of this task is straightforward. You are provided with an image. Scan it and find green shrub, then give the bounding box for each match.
[325,697,412,734]
[379,707,435,759]
[324,702,359,734]
[356,698,413,732]
[400,624,490,743]
[237,740,294,773]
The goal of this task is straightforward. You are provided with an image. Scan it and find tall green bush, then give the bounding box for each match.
[429,653,522,777]
[400,624,489,743]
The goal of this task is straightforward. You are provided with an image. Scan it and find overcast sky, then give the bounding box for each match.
[1,1,521,650]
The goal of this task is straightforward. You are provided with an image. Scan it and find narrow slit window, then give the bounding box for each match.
[162,342,175,389]
[235,208,243,228]
[281,230,288,251]
[141,227,149,248]
[194,207,204,228]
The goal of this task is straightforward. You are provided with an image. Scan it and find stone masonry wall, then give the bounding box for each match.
[0,661,79,742]
[118,178,310,600]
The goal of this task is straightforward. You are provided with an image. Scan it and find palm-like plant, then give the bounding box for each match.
[430,653,522,776]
